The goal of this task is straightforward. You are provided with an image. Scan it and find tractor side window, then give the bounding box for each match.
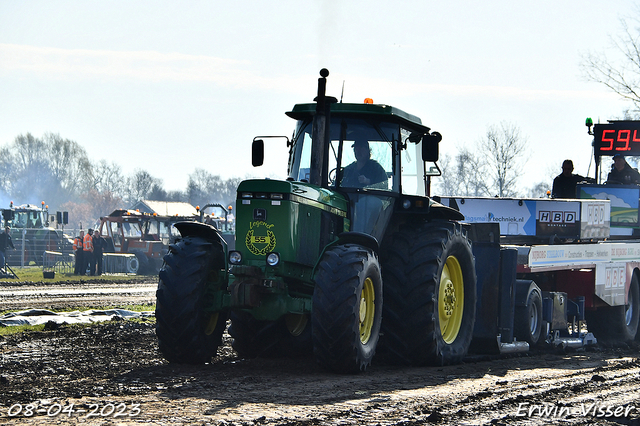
[296,132,313,182]
[112,222,122,247]
[400,127,426,196]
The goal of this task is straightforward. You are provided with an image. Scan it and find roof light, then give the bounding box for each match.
[364,98,373,104]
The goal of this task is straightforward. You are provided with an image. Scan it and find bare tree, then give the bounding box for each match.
[436,149,490,196]
[91,160,125,197]
[479,122,528,197]
[582,13,640,114]
[44,133,93,198]
[125,169,161,204]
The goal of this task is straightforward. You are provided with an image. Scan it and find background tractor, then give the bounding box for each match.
[156,69,478,373]
[1,201,72,266]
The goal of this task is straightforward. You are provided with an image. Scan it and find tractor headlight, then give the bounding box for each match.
[229,251,242,264]
[402,199,412,209]
[266,252,280,267]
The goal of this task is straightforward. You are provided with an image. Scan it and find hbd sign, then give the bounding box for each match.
[538,211,576,224]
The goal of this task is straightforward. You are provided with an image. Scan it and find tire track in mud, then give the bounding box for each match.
[0,280,157,310]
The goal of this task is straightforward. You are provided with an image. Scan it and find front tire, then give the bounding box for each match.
[380,221,476,366]
[156,236,227,364]
[312,244,382,373]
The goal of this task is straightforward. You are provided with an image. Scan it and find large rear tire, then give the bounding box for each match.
[229,311,312,358]
[587,273,640,342]
[312,244,382,373]
[155,236,227,364]
[380,221,476,366]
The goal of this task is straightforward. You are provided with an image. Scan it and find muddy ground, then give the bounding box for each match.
[1,279,640,425]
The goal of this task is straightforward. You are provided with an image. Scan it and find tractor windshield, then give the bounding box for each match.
[12,210,45,228]
[289,116,428,195]
[290,118,397,191]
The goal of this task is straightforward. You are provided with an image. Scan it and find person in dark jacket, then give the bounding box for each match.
[92,230,106,276]
[341,139,388,189]
[607,154,640,185]
[73,230,84,275]
[552,159,589,198]
[0,226,14,270]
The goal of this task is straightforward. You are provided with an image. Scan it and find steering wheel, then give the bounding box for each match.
[329,167,339,186]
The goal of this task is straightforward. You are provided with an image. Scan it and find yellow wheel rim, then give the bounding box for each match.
[285,313,308,336]
[439,256,464,344]
[359,277,376,344]
[204,312,219,335]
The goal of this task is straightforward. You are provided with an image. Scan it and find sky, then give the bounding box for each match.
[0,1,637,194]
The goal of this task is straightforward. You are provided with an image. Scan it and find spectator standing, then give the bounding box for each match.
[551,160,588,198]
[92,230,106,276]
[0,226,14,270]
[83,228,94,275]
[73,230,84,275]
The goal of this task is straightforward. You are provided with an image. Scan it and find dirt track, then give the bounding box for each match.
[1,280,640,425]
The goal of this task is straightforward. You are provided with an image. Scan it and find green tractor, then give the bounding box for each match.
[156,69,477,373]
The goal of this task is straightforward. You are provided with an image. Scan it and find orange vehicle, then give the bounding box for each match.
[98,209,197,274]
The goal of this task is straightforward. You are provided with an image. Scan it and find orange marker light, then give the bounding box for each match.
[364,98,373,104]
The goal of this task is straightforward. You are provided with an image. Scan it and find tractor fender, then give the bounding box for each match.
[312,232,379,278]
[335,232,379,253]
[514,280,541,307]
[174,221,228,251]
[427,202,465,221]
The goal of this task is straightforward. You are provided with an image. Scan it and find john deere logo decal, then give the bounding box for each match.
[245,221,276,255]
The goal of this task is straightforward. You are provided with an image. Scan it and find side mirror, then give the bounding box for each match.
[252,139,264,167]
[421,132,442,162]
[2,209,14,221]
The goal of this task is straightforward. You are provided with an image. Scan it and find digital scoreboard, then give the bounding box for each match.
[593,121,640,157]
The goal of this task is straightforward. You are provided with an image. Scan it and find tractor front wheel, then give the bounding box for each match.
[312,244,382,373]
[155,236,227,364]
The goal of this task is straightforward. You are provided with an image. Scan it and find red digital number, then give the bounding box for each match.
[634,130,640,144]
[601,129,615,150]
[617,129,631,151]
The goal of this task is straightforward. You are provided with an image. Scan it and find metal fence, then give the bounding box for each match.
[40,251,138,275]
[42,251,74,274]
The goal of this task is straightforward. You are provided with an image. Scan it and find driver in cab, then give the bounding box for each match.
[341,139,388,189]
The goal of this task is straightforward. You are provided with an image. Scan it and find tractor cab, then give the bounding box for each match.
[252,95,446,242]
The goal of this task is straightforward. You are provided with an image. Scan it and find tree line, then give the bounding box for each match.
[0,125,545,232]
[0,132,242,229]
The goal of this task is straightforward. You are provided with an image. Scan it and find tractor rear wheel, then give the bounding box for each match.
[229,311,312,358]
[155,236,227,364]
[587,273,640,342]
[380,221,476,366]
[312,244,382,373]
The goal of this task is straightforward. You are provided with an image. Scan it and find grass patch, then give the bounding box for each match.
[0,266,151,283]
[0,266,149,283]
